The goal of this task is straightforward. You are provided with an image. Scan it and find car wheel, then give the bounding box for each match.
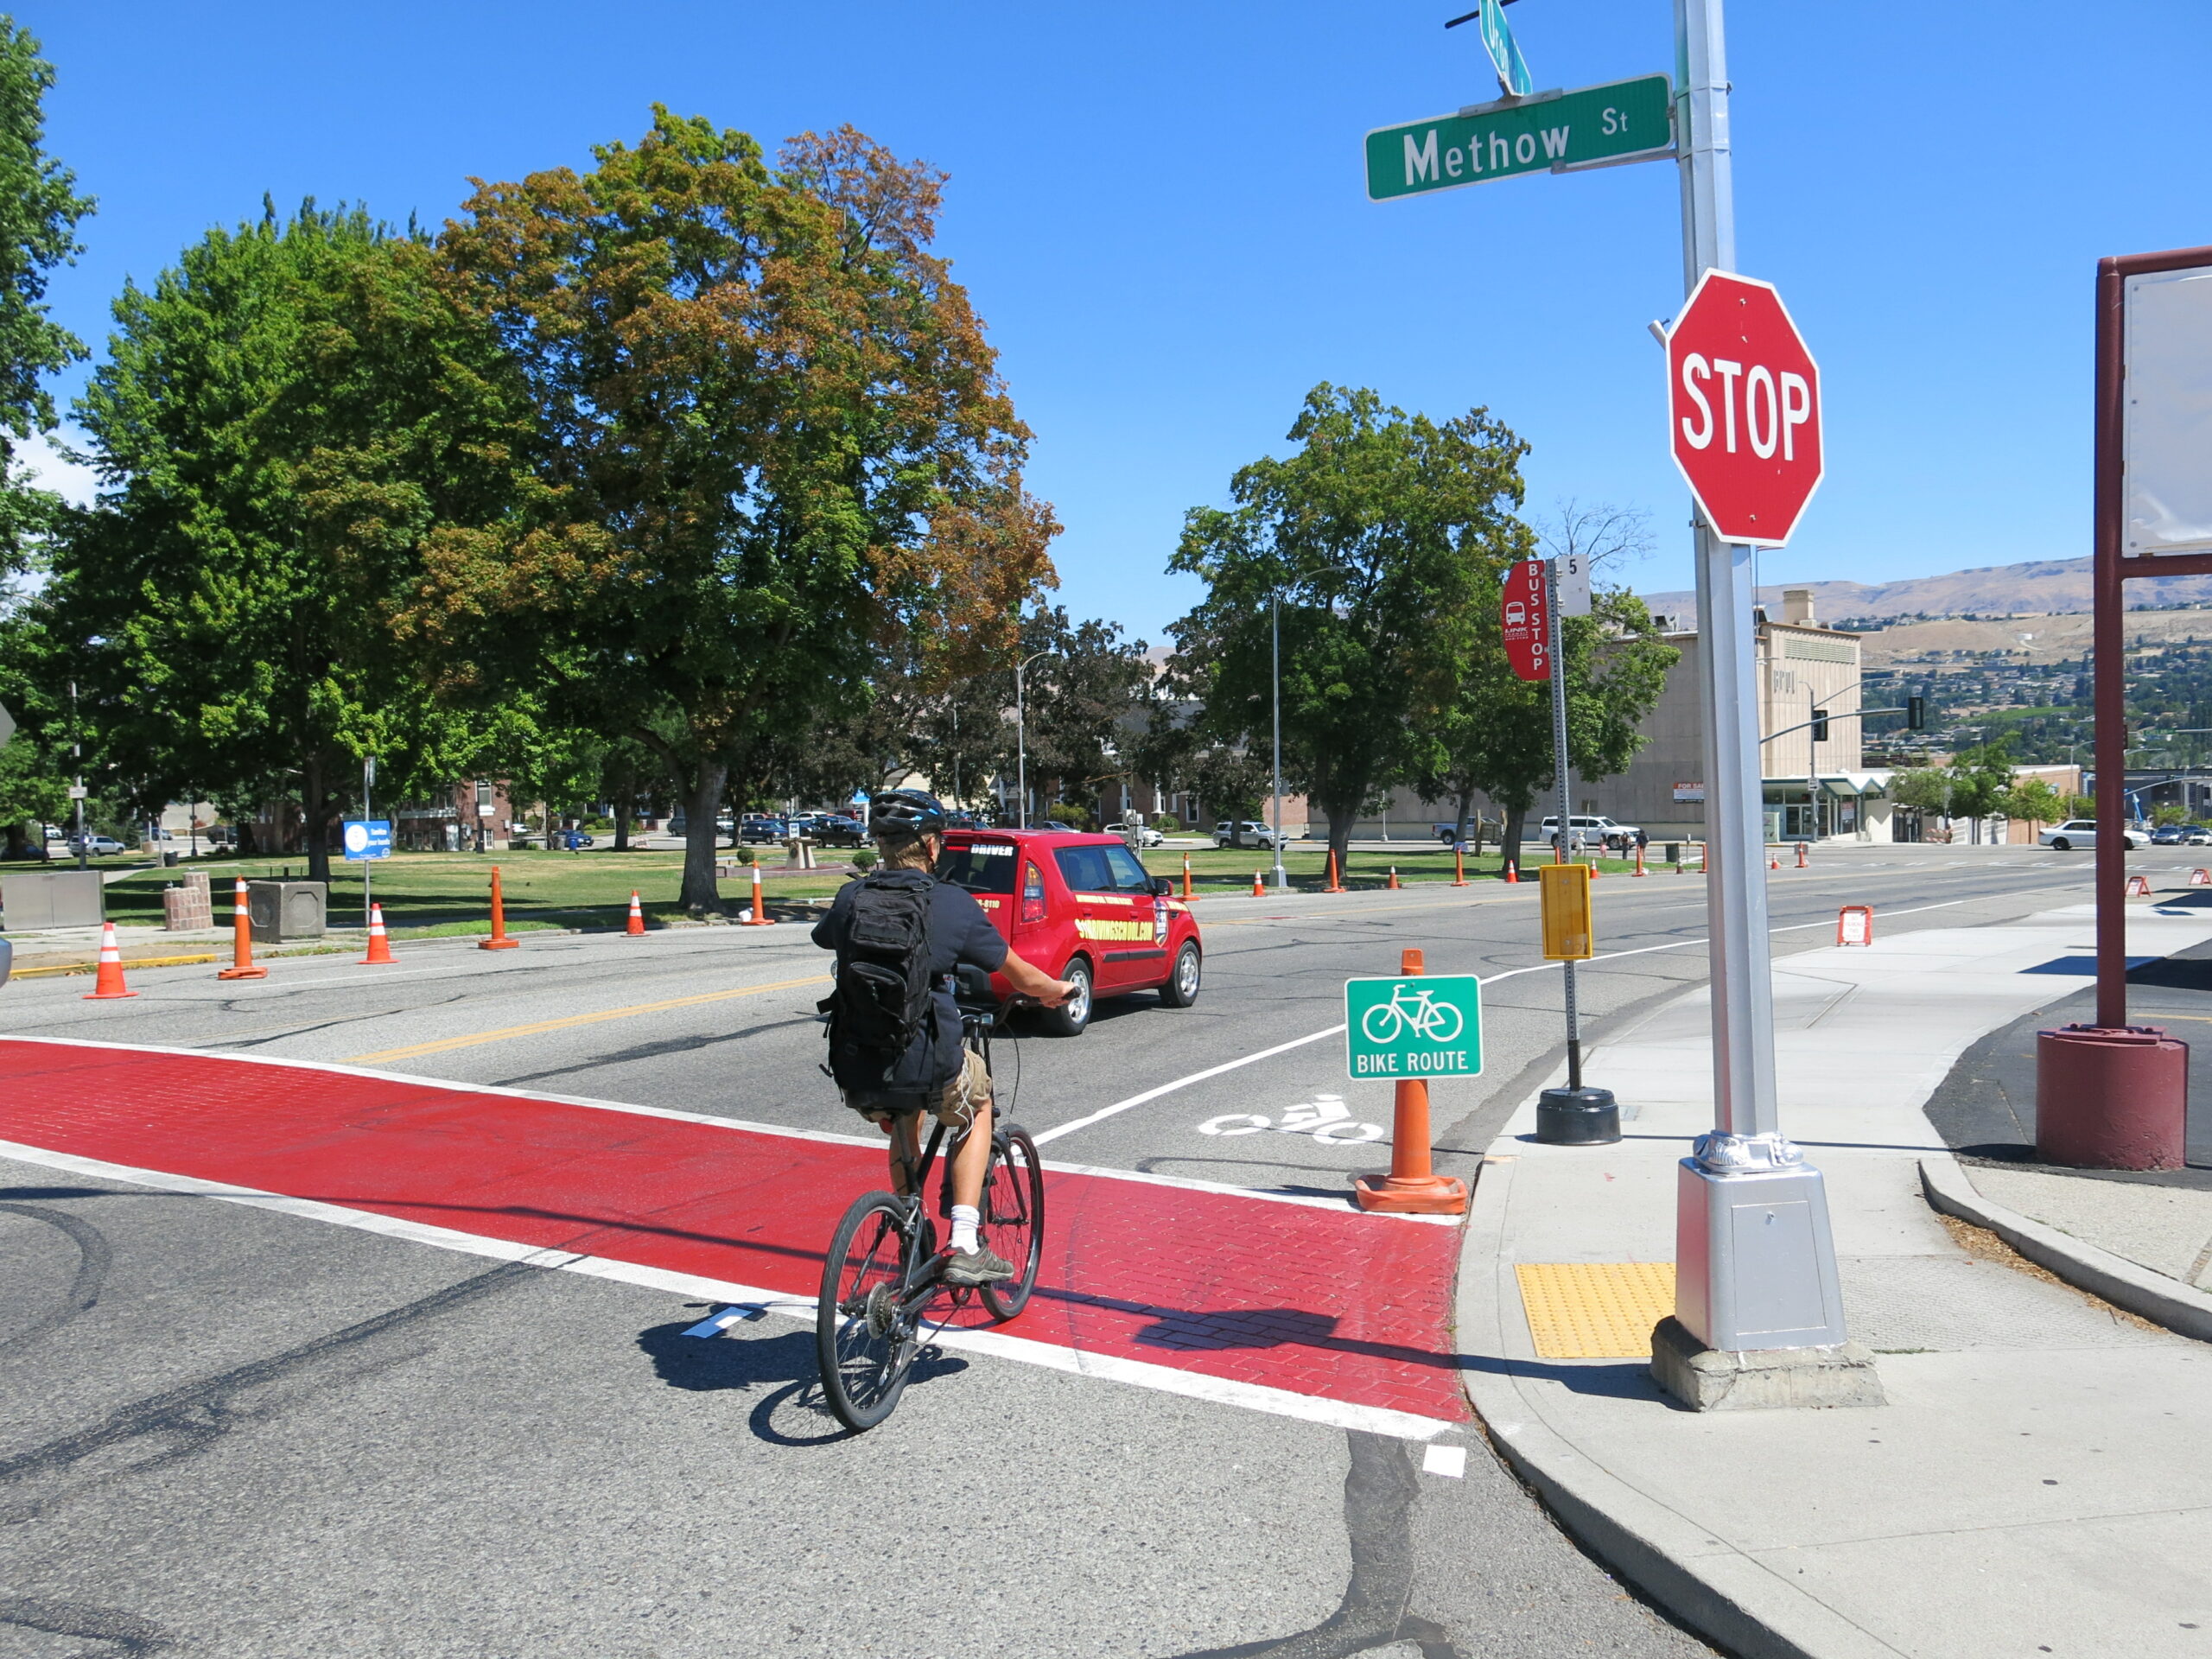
[1041,957,1093,1037]
[2051,837,2071,851]
[1158,941,1202,1008]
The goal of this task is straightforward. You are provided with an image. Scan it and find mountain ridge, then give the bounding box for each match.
[1635,555,2212,623]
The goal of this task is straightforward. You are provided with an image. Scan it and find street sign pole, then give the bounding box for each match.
[1546,557,1580,1089]
[363,755,376,927]
[1663,0,1855,1389]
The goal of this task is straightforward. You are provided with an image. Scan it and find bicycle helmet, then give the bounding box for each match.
[868,788,946,841]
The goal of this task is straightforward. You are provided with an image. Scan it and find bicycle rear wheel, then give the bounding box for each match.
[817,1192,920,1431]
[979,1125,1046,1321]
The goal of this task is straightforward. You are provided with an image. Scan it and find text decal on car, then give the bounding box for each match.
[1076,917,1153,942]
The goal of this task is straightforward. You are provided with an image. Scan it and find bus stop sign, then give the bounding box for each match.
[1667,270,1824,547]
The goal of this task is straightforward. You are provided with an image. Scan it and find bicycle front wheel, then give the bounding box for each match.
[979,1125,1046,1322]
[817,1192,919,1432]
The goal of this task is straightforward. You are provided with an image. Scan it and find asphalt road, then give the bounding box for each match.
[0,844,2138,1657]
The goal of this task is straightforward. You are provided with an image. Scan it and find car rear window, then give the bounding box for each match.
[937,840,1018,894]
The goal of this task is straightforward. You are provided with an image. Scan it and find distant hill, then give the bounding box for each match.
[1636,555,2212,623]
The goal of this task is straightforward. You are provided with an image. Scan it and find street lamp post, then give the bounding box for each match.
[1271,592,1287,890]
[1014,648,1050,830]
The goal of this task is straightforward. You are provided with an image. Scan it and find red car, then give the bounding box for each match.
[935,828,1203,1035]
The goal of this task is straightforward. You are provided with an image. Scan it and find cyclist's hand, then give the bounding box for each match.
[1034,979,1078,1008]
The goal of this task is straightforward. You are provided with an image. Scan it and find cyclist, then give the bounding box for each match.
[810,788,1075,1286]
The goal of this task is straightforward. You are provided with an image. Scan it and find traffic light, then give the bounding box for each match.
[1810,708,1829,742]
[1907,695,1926,731]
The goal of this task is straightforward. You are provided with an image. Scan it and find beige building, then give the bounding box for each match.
[1365,587,1899,845]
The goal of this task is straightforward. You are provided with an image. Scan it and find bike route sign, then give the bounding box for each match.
[1344,975,1484,1080]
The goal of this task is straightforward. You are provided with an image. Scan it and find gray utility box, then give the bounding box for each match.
[3,868,105,931]
[247,880,326,942]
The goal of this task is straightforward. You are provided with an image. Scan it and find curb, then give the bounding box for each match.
[1916,1152,2212,1343]
[1457,1155,1904,1659]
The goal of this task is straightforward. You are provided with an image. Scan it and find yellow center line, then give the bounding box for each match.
[346,973,831,1064]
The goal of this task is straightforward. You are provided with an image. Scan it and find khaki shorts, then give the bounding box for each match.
[842,1047,993,1128]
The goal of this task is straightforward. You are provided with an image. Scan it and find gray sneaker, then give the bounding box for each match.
[943,1243,1014,1286]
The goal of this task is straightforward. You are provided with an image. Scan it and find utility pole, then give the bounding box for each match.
[1662,0,1858,1398]
[1548,558,1581,1090]
[69,679,85,870]
[1271,592,1287,890]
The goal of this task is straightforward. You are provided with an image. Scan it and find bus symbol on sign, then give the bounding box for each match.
[1344,975,1484,1080]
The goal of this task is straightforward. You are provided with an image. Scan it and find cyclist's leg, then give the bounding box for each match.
[949,1096,993,1210]
[886,1110,924,1196]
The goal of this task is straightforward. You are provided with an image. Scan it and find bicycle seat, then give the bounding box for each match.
[952,962,1001,1014]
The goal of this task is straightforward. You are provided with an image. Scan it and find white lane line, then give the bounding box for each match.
[1033,898,1979,1147]
[1031,1026,1347,1146]
[0,1135,1457,1445]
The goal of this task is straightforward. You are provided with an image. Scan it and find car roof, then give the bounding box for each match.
[944,827,1124,847]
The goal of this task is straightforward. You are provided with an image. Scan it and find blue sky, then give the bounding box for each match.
[17,2,2212,641]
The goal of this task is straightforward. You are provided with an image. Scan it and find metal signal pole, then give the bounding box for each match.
[1665,0,1853,1382]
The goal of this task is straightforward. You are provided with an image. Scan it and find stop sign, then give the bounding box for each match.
[1666,270,1823,547]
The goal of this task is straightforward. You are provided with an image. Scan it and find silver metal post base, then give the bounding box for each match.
[1658,1134,1881,1410]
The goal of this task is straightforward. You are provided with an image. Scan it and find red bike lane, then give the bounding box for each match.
[0,1038,1468,1433]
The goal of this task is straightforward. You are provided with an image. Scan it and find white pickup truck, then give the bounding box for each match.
[1536,814,1641,852]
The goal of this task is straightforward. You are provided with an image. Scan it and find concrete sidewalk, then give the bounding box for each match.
[1459,901,2212,1659]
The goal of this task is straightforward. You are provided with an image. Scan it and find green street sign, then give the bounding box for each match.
[1364,73,1673,202]
[1344,975,1484,1080]
[1477,0,1533,99]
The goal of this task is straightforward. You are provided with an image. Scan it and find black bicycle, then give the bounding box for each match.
[815,964,1045,1432]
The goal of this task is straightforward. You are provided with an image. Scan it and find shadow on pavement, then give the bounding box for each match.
[634,1316,969,1446]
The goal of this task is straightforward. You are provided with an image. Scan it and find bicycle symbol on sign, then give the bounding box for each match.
[1357,982,1465,1046]
[1198,1094,1384,1146]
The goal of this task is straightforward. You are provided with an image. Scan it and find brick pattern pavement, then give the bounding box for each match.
[0,1039,1466,1424]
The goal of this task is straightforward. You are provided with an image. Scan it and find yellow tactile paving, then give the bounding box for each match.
[1515,1262,1676,1359]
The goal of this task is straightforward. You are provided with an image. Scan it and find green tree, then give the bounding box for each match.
[1006,606,1151,819]
[0,17,92,563]
[1417,586,1677,859]
[2005,776,2064,831]
[428,112,1055,910]
[1890,766,1954,838]
[57,203,531,881]
[1946,740,2016,844]
[1168,384,1527,869]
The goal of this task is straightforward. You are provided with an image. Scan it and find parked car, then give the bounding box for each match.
[1213,820,1291,849]
[740,816,789,844]
[1537,813,1641,853]
[1032,819,1084,834]
[2041,818,2146,851]
[68,835,125,856]
[936,827,1203,1036]
[2152,825,2189,845]
[1129,823,1166,849]
[812,814,867,846]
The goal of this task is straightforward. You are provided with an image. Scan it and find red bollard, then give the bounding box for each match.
[2037,1025,2187,1170]
[1354,948,1469,1215]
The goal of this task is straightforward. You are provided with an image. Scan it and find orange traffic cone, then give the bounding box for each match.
[1252,869,1264,897]
[1451,845,1468,887]
[480,865,520,950]
[1387,866,1401,890]
[218,877,267,980]
[741,863,777,925]
[1796,841,1810,869]
[1633,843,1648,877]
[359,903,396,964]
[626,891,646,936]
[83,921,137,1000]
[1503,861,1519,884]
[1770,853,1781,870]
[1325,849,1345,893]
[1181,855,1198,903]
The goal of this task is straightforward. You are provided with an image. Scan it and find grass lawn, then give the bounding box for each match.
[19,849,858,936]
[1140,842,1641,893]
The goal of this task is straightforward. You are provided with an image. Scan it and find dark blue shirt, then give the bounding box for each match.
[812,874,1008,1093]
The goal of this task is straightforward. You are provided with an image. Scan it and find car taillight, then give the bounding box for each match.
[1020,862,1046,925]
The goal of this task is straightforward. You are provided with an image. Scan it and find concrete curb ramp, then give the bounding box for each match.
[1918,1152,2212,1343]
[1458,1155,1905,1659]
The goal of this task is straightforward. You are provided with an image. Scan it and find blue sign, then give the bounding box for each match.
[342,819,392,861]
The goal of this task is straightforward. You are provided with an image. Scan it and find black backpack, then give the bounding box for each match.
[820,870,938,1090]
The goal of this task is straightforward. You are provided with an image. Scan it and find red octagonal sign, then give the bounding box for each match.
[1666,270,1823,548]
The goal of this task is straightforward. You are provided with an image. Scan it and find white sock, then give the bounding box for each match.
[950,1204,981,1254]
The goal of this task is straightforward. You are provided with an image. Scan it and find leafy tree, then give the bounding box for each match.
[427,112,1054,910]
[58,202,532,880]
[2005,776,2064,831]
[1890,767,1954,837]
[1946,740,2016,844]
[1005,606,1150,818]
[2152,801,2188,828]
[0,17,92,564]
[1168,384,1527,868]
[1417,586,1676,859]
